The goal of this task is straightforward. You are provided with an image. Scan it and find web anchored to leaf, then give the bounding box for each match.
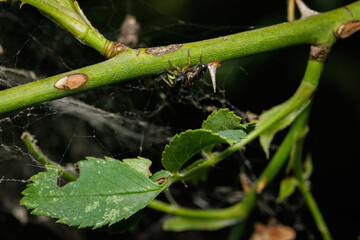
[1,0,359,239]
[21,157,169,229]
[20,109,253,229]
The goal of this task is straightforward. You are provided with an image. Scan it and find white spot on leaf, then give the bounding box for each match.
[85,201,99,212]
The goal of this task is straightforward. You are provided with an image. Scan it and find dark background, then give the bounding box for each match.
[0,0,359,239]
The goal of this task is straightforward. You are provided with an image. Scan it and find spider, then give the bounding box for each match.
[161,51,208,87]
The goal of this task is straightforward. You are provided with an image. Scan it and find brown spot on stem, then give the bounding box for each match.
[256,177,268,194]
[102,41,128,59]
[344,6,353,17]
[54,73,88,90]
[145,44,182,56]
[310,44,329,62]
[240,172,251,194]
[337,21,360,39]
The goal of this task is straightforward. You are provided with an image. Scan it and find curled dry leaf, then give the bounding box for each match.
[250,222,296,240]
[54,73,88,90]
[117,15,140,48]
[337,20,360,39]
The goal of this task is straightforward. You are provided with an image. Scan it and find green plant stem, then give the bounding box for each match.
[1,1,359,115]
[291,113,332,240]
[19,0,116,55]
[21,132,78,181]
[227,221,246,240]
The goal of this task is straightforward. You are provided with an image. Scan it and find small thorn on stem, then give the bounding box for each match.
[207,62,221,93]
[295,0,319,19]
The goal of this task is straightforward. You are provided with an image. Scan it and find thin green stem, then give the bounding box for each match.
[290,111,333,240]
[1,1,359,115]
[297,180,332,240]
[21,132,78,181]
[19,0,127,57]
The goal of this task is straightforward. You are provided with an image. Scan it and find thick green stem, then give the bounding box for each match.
[1,1,359,115]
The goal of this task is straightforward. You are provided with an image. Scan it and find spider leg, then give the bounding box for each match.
[165,67,178,76]
[168,60,182,72]
[184,50,191,69]
[193,54,202,70]
[161,74,174,87]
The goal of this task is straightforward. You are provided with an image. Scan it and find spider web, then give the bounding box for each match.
[0,0,344,239]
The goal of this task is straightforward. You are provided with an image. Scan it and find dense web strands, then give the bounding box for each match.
[1,1,360,240]
[0,1,252,236]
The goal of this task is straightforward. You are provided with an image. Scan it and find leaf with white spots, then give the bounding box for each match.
[20,157,167,229]
[123,156,152,177]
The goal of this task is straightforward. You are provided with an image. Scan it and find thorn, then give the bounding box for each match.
[207,62,221,93]
[287,0,295,22]
[295,0,319,19]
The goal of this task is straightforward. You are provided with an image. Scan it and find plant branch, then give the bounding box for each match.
[21,132,78,181]
[290,114,333,240]
[1,1,359,115]
[18,0,128,58]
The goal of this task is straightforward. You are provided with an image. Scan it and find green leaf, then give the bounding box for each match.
[217,129,247,143]
[277,177,297,203]
[161,129,228,173]
[202,109,248,144]
[244,122,257,133]
[20,157,166,229]
[202,108,244,132]
[259,100,310,158]
[163,216,238,231]
[123,157,152,177]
